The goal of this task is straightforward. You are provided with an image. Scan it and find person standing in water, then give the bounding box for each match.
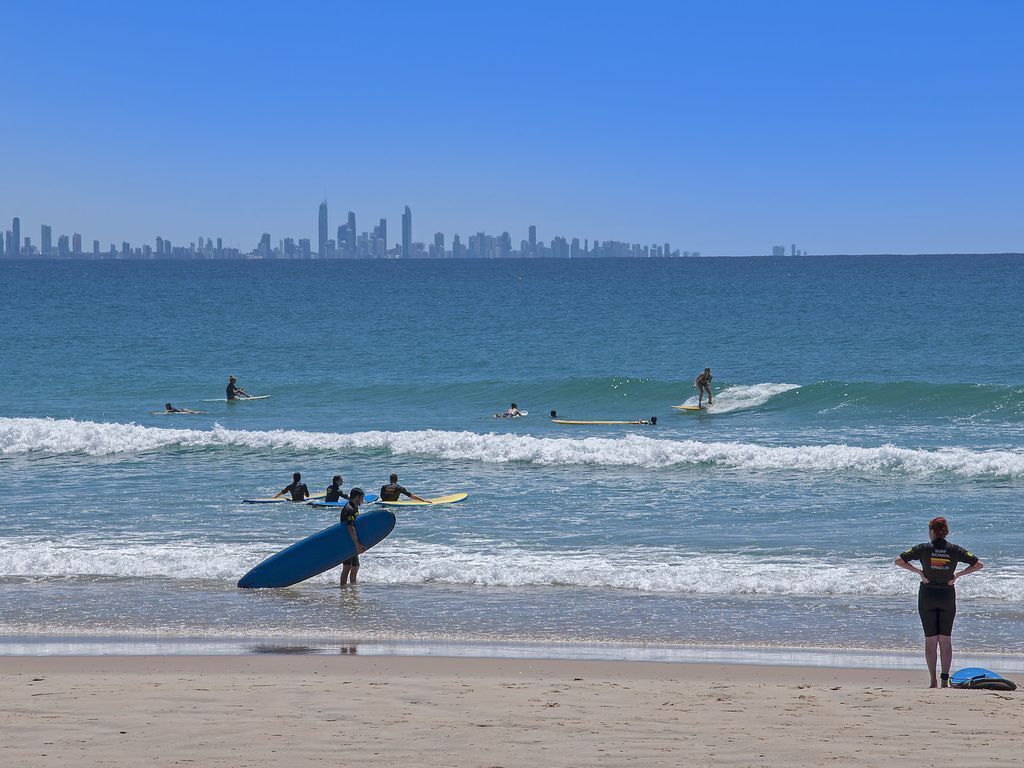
[274,472,309,502]
[339,488,367,586]
[379,473,430,503]
[226,375,251,400]
[693,368,713,407]
[895,516,983,688]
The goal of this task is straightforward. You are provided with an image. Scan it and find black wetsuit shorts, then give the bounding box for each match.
[342,554,360,567]
[918,583,956,636]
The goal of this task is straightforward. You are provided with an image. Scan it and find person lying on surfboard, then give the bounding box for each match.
[274,472,309,502]
[226,375,252,400]
[164,403,202,414]
[324,475,348,503]
[380,473,431,503]
[693,368,713,406]
[503,403,524,417]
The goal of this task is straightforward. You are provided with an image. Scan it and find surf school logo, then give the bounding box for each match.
[929,554,952,569]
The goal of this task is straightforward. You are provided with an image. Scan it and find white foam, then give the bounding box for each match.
[3,416,1024,478]
[2,536,1019,600]
[679,382,799,413]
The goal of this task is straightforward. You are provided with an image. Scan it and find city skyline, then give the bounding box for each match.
[1,203,707,260]
[2,3,1023,254]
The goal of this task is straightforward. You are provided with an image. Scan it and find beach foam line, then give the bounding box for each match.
[1,537,1020,600]
[3,416,1024,478]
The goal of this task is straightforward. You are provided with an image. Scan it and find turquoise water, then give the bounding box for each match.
[1,256,1023,656]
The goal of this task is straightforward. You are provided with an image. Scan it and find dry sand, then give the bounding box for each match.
[1,655,1020,767]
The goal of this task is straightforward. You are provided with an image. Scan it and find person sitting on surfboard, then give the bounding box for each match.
[380,473,430,503]
[275,472,309,502]
[693,368,713,406]
[505,403,523,417]
[226,375,252,401]
[325,475,348,504]
[339,488,367,586]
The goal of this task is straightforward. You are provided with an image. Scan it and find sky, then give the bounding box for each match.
[2,0,1023,256]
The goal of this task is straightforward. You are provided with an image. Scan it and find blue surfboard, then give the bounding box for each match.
[237,510,396,589]
[950,667,1017,691]
[310,493,379,507]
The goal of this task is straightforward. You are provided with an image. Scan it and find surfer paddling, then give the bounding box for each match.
[895,517,983,688]
[339,488,367,586]
[163,403,202,414]
[693,368,713,407]
[274,472,310,502]
[226,375,252,400]
[380,473,431,504]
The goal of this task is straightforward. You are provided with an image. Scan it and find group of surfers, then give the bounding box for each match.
[274,471,430,586]
[186,374,986,688]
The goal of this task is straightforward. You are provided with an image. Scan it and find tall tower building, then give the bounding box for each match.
[318,201,328,258]
[12,217,20,257]
[347,212,356,257]
[41,225,52,256]
[528,225,537,256]
[378,218,387,254]
[401,206,412,259]
[72,233,82,255]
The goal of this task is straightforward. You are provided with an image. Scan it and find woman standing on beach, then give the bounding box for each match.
[895,517,983,688]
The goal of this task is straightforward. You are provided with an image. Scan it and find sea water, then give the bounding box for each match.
[1,256,1022,661]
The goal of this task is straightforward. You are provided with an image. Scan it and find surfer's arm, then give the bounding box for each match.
[951,561,983,583]
[404,490,431,503]
[345,522,364,553]
[894,556,925,580]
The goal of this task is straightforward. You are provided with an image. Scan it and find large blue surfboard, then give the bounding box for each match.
[237,510,396,589]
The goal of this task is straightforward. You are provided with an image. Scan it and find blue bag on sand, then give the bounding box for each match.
[949,668,1017,691]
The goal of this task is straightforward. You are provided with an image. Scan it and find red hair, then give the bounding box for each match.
[929,517,949,538]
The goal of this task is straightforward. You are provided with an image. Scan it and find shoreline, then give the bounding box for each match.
[4,655,1020,767]
[4,633,1024,673]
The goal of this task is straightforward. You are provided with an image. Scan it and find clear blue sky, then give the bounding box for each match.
[2,0,1022,255]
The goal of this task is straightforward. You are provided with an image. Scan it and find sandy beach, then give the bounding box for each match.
[1,655,1019,767]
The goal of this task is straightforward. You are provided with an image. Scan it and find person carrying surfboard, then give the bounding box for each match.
[693,368,713,406]
[324,475,348,504]
[895,517,984,688]
[339,488,367,586]
[226,375,252,401]
[274,472,309,502]
[380,473,431,504]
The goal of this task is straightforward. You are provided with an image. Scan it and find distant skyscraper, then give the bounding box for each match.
[318,201,328,258]
[791,244,797,256]
[12,217,20,257]
[57,235,70,258]
[41,225,52,256]
[401,206,412,259]
[528,225,536,256]
[772,245,785,257]
[72,233,82,255]
[156,236,163,255]
[93,240,100,257]
[347,212,356,257]
[3,231,10,257]
[378,218,387,254]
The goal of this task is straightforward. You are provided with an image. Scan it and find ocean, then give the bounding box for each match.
[1,255,1023,664]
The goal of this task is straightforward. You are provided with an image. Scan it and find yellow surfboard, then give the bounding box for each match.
[378,492,469,507]
[551,418,655,425]
[672,404,705,412]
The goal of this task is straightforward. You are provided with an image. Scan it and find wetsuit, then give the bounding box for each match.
[325,483,347,504]
[379,483,410,502]
[695,372,713,401]
[340,501,359,567]
[226,382,238,400]
[899,539,978,636]
[281,481,309,502]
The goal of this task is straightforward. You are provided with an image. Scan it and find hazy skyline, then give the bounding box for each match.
[2,1,1022,255]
